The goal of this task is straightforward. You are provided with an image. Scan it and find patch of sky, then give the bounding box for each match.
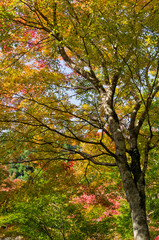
[58,59,81,105]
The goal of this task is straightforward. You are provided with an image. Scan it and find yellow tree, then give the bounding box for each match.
[0,0,159,239]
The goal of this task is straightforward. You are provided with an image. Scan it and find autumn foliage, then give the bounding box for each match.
[0,0,159,239]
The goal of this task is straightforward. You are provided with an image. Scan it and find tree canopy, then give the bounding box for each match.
[0,0,159,239]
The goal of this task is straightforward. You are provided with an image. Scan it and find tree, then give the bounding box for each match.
[0,0,159,239]
[0,158,125,240]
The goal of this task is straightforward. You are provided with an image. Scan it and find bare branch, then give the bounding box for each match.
[129,100,141,132]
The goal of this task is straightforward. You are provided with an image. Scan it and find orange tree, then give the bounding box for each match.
[0,0,159,239]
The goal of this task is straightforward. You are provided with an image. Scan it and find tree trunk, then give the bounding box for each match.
[101,92,150,239]
[131,207,150,240]
[118,161,150,240]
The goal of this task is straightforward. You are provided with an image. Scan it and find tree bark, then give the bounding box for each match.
[101,92,150,240]
[117,161,150,240]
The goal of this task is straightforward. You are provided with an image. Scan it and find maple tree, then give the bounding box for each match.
[0,160,125,240]
[0,0,159,239]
